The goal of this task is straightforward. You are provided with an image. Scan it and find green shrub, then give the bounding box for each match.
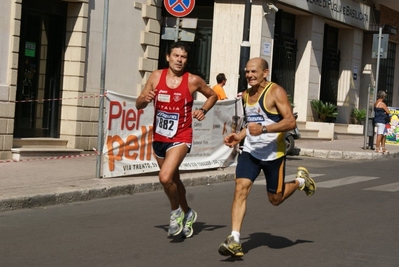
[287,94,295,108]
[351,108,366,124]
[310,100,338,122]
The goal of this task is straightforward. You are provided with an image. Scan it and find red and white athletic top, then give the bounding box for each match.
[153,68,193,143]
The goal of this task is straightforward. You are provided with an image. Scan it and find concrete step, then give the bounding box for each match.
[12,138,83,161]
[334,123,350,133]
[334,123,364,134]
[296,121,306,127]
[13,138,68,148]
[296,121,320,138]
[334,132,364,140]
[297,128,319,139]
[297,137,332,141]
[11,148,83,161]
[296,121,365,141]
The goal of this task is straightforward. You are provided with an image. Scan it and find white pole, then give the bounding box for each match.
[96,0,109,178]
[367,26,383,150]
[174,18,180,42]
[374,26,383,104]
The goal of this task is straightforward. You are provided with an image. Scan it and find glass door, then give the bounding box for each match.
[14,1,66,137]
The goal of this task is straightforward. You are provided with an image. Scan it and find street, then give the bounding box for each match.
[0,156,398,267]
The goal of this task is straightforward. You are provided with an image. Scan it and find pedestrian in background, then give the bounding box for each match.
[373,90,390,153]
[218,57,316,257]
[136,42,217,238]
[212,73,228,100]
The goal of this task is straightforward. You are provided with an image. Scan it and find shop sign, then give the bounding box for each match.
[279,0,370,30]
[25,42,36,57]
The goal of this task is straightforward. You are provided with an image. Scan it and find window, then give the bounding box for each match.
[378,41,396,106]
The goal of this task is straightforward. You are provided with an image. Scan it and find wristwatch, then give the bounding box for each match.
[199,108,207,115]
[262,125,268,134]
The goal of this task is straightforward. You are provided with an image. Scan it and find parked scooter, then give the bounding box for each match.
[285,112,301,155]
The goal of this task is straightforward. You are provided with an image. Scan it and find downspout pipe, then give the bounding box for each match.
[237,0,252,94]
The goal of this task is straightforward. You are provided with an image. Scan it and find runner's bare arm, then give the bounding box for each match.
[190,74,218,120]
[265,84,296,133]
[224,128,246,147]
[136,70,161,110]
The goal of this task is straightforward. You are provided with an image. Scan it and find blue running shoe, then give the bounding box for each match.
[182,208,197,238]
[168,208,184,236]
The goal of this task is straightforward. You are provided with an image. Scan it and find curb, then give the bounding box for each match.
[299,149,399,160]
[2,150,397,213]
[0,171,236,212]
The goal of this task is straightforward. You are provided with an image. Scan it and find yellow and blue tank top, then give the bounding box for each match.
[242,82,286,161]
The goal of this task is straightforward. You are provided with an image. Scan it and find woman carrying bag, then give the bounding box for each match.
[373,90,391,153]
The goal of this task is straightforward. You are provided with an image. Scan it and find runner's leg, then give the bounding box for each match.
[158,144,189,210]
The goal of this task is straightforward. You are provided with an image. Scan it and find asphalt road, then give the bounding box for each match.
[0,156,398,267]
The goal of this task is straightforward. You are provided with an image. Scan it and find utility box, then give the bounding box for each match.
[367,118,374,137]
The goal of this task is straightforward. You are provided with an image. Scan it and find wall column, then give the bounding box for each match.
[294,15,324,122]
[0,0,21,160]
[337,28,363,123]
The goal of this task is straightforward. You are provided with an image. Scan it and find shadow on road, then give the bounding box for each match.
[218,232,313,261]
[154,221,227,242]
[243,232,313,252]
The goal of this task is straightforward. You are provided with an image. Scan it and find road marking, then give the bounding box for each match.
[316,176,379,188]
[253,174,324,185]
[254,173,397,192]
[364,182,399,192]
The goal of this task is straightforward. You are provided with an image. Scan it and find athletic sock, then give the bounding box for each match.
[296,177,305,187]
[231,231,240,243]
[171,207,181,215]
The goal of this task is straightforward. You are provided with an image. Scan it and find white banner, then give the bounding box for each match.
[102,91,244,178]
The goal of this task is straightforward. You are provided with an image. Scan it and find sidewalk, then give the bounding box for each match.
[296,135,399,159]
[1,135,398,212]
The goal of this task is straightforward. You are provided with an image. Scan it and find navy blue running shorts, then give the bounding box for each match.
[152,141,192,159]
[236,151,286,194]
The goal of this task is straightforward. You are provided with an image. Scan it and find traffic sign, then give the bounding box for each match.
[161,17,198,42]
[372,33,388,59]
[164,0,195,18]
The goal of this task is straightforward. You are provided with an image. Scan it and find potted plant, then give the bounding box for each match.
[287,94,295,109]
[310,100,338,122]
[351,108,366,125]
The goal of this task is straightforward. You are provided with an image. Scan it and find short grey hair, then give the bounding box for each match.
[377,90,386,99]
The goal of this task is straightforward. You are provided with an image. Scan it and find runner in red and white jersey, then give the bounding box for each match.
[136,42,217,238]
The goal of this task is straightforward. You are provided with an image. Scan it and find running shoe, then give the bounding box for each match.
[182,208,197,238]
[168,208,184,237]
[297,166,316,196]
[218,235,244,257]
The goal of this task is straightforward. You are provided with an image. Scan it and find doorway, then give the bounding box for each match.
[272,10,297,101]
[320,24,341,106]
[14,0,67,138]
[378,41,396,106]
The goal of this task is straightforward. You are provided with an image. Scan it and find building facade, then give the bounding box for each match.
[0,0,398,160]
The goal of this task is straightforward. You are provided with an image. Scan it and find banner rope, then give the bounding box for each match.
[0,152,97,164]
[7,94,105,103]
